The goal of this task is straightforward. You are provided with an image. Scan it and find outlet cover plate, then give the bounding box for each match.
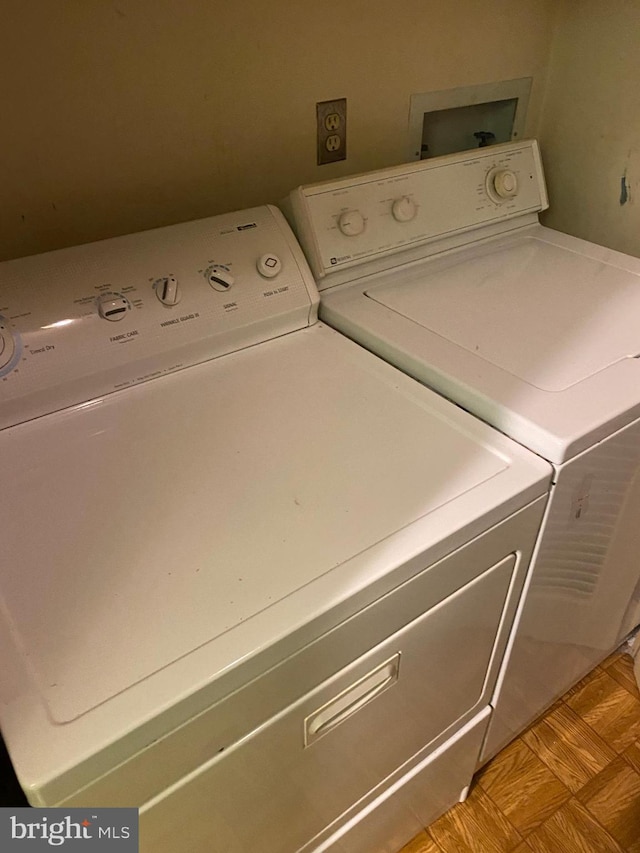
[317,98,347,165]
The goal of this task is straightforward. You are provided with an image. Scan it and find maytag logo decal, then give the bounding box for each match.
[1,809,138,850]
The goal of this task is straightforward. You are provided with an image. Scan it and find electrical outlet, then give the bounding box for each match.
[317,98,347,165]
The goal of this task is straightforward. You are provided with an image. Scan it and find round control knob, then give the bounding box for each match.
[97,292,130,322]
[154,275,181,306]
[0,315,20,375]
[206,266,235,292]
[391,196,417,223]
[487,168,519,202]
[338,209,366,237]
[0,329,15,371]
[257,254,282,278]
[0,332,15,370]
[493,169,518,198]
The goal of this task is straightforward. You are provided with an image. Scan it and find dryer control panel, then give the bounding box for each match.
[0,206,318,429]
[287,140,548,284]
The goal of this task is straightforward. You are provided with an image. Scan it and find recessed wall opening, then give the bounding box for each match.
[408,78,531,161]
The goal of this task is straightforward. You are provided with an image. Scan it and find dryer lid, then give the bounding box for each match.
[0,323,548,731]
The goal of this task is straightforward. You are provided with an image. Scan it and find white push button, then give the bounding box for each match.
[257,254,282,278]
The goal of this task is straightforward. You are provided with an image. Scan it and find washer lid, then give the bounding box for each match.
[0,323,548,766]
[321,225,640,464]
[366,236,640,392]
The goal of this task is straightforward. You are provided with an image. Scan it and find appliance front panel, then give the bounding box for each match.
[49,499,545,808]
[137,555,512,853]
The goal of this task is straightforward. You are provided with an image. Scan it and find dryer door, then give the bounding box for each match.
[138,553,515,853]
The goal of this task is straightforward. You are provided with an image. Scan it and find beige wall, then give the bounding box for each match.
[538,1,640,256]
[1,0,555,261]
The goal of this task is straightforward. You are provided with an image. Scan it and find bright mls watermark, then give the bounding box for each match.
[0,809,138,850]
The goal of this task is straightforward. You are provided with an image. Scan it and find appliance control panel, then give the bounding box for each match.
[0,205,318,429]
[288,140,548,281]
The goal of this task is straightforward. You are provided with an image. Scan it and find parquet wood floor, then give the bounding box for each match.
[399,649,640,853]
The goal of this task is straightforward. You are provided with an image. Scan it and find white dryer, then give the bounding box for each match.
[0,206,549,851]
[287,140,640,764]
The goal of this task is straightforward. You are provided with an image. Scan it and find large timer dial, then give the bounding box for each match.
[0,315,18,374]
[486,167,519,203]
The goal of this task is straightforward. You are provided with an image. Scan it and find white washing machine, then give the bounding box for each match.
[0,206,550,851]
[287,139,640,765]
